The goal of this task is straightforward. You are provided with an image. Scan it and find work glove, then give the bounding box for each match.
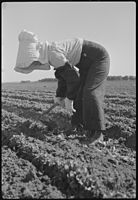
[65,98,76,115]
[54,97,65,108]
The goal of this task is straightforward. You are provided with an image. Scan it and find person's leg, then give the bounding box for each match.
[82,58,110,139]
[70,68,88,129]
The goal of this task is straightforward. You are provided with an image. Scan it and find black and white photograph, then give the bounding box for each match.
[2,1,136,199]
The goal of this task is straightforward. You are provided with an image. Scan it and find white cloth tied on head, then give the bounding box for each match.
[14,30,50,74]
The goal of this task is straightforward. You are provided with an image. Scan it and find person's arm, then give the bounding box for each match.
[49,46,80,100]
[55,70,67,98]
[55,62,80,100]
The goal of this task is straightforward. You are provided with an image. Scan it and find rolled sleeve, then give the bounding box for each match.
[49,50,68,68]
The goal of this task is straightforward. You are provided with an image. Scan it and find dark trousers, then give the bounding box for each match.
[71,40,110,131]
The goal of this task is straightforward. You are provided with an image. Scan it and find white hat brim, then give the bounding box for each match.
[14,65,33,74]
[14,62,51,74]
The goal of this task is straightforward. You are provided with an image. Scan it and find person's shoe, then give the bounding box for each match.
[86,131,104,145]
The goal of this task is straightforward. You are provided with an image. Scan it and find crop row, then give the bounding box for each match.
[2,97,53,112]
[1,110,109,198]
[2,96,136,129]
[2,109,136,198]
[2,109,53,145]
[2,95,136,143]
[104,105,135,118]
[105,114,135,130]
[2,91,135,104]
[105,94,135,99]
[7,134,109,198]
[2,95,136,119]
[2,91,54,103]
[2,108,136,159]
[2,146,64,199]
[2,89,55,96]
[104,97,136,107]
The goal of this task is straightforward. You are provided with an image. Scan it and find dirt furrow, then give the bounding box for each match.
[2,146,65,199]
[2,96,136,150]
[2,109,136,198]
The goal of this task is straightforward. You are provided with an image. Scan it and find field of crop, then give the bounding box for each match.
[2,80,136,199]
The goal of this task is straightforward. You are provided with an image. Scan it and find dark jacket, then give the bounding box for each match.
[54,62,80,100]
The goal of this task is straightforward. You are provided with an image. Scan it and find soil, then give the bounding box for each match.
[2,82,136,198]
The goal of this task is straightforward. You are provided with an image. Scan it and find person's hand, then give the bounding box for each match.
[65,98,76,115]
[54,97,65,108]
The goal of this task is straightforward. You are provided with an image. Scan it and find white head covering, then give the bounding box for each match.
[14,30,50,74]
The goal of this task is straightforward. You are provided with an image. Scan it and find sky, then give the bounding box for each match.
[2,2,136,82]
